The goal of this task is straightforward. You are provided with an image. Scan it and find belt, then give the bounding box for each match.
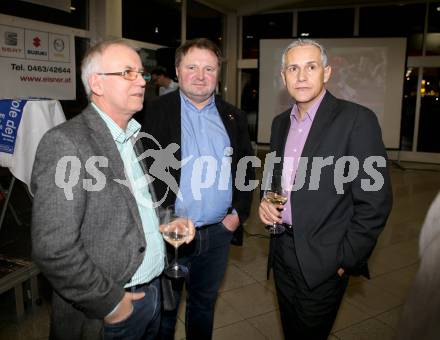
[124,278,155,292]
[283,223,294,235]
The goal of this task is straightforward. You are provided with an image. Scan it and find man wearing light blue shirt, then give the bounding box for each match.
[141,38,254,340]
[177,93,232,226]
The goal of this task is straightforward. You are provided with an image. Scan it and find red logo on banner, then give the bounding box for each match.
[33,37,41,47]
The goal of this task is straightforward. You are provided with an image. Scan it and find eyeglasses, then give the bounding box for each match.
[96,70,152,82]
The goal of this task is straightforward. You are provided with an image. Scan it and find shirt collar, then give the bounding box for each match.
[180,90,216,112]
[291,90,326,122]
[92,102,141,144]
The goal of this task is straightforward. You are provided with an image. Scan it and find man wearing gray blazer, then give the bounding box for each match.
[31,40,194,340]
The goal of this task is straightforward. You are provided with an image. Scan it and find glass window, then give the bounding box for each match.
[0,0,88,30]
[400,67,419,151]
[426,2,440,55]
[297,9,355,38]
[240,69,259,141]
[417,67,440,153]
[122,0,181,47]
[242,13,293,59]
[138,48,159,99]
[425,34,440,56]
[359,4,425,56]
[428,2,440,32]
[187,1,224,51]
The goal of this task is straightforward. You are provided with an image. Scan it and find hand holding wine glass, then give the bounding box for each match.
[161,218,189,247]
[159,205,194,278]
[160,221,195,245]
[261,169,289,234]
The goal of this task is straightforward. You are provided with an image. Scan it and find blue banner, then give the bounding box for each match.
[0,99,27,154]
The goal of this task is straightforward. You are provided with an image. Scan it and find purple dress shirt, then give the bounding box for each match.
[281,91,326,225]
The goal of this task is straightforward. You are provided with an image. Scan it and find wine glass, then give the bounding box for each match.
[159,205,189,278]
[264,169,289,234]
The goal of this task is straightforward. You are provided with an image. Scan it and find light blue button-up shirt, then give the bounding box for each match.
[92,103,164,286]
[176,92,232,227]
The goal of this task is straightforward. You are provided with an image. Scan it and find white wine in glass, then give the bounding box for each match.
[264,169,289,234]
[160,205,189,278]
[162,224,188,248]
[265,191,288,206]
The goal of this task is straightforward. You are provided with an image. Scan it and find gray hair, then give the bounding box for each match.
[281,39,328,70]
[81,39,138,97]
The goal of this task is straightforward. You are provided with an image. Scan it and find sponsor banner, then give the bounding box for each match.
[0,24,75,100]
[0,99,27,154]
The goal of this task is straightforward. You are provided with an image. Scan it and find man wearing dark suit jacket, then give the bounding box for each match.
[31,40,194,340]
[140,38,254,339]
[259,39,392,339]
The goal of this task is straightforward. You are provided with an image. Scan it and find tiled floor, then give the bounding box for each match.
[1,161,440,340]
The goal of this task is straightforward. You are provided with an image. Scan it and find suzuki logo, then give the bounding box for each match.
[33,37,41,47]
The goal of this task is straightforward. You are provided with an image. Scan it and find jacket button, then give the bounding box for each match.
[139,246,145,253]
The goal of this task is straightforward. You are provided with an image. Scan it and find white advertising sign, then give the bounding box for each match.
[0,24,75,100]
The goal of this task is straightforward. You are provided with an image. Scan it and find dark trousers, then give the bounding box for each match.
[160,222,233,340]
[103,278,161,340]
[272,233,348,340]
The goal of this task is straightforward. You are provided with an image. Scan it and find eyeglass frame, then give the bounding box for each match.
[96,69,152,82]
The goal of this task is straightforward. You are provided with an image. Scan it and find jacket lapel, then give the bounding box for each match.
[133,140,164,220]
[301,91,339,158]
[167,91,182,162]
[279,113,291,159]
[82,105,144,232]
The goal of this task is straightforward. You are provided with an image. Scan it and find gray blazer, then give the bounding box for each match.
[31,104,167,339]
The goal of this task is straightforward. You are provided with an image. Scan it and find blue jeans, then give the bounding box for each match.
[160,222,234,340]
[103,277,161,340]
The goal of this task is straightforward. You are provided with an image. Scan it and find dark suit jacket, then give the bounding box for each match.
[269,91,392,289]
[139,90,254,224]
[31,104,169,340]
